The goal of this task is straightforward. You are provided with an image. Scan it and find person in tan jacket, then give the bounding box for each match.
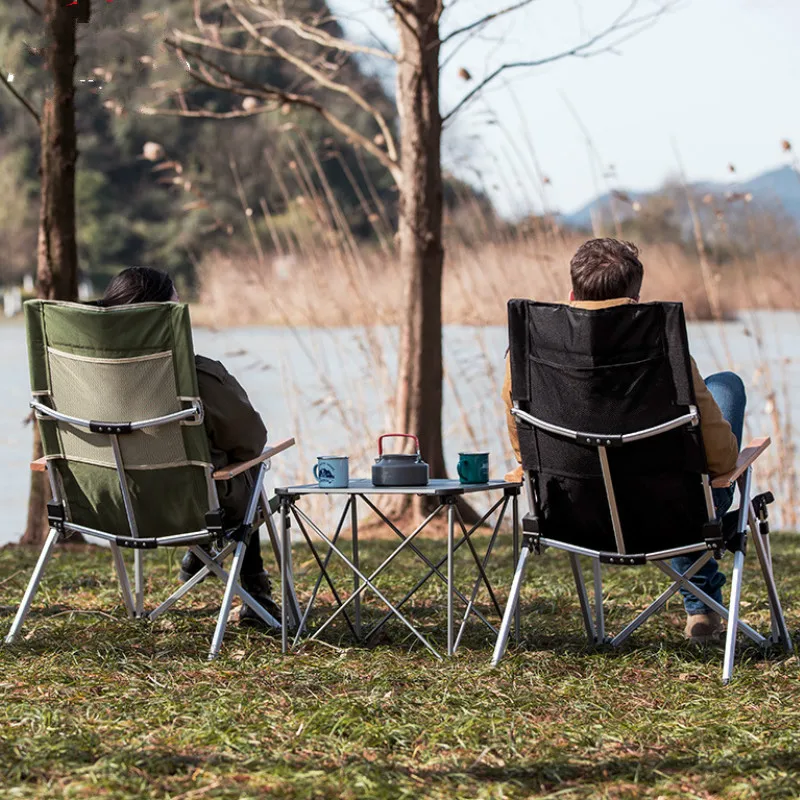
[102,267,280,628]
[502,238,744,642]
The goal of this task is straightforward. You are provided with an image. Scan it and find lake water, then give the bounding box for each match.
[1,310,799,544]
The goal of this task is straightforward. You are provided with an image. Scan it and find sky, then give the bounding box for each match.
[331,0,800,218]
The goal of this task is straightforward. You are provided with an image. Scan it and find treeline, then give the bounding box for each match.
[0,0,398,289]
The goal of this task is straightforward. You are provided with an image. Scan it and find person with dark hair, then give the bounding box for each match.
[502,238,742,642]
[102,267,281,627]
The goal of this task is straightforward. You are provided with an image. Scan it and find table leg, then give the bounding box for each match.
[352,495,361,640]
[512,491,520,643]
[447,499,455,657]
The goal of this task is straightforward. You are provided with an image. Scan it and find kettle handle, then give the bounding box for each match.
[378,433,420,457]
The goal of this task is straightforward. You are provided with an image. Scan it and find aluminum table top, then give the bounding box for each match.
[275,478,520,497]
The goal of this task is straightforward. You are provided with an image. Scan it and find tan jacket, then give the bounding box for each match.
[502,298,739,482]
[196,355,267,523]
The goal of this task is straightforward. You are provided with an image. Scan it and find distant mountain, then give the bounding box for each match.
[563,166,800,230]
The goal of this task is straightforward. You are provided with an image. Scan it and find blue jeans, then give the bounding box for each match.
[672,372,746,615]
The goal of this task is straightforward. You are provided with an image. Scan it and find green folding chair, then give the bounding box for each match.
[5,300,299,659]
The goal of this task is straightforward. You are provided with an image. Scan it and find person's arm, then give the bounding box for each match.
[503,355,524,482]
[196,356,267,463]
[690,358,739,477]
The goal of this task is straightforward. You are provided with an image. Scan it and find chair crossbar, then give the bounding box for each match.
[31,401,201,431]
[535,537,714,564]
[511,406,699,446]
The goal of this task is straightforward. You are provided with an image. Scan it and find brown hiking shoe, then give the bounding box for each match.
[684,611,723,642]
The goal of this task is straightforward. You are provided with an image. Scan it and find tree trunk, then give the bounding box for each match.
[384,1,451,522]
[21,0,80,545]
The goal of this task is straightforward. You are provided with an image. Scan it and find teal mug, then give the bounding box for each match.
[313,456,349,489]
[457,452,489,484]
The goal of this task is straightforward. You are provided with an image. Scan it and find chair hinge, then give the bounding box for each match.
[753,491,774,535]
[117,537,157,550]
[226,523,253,544]
[577,434,624,447]
[703,520,724,557]
[47,501,65,533]
[205,509,226,545]
[521,513,542,552]
[522,513,539,533]
[89,421,132,435]
[599,552,647,565]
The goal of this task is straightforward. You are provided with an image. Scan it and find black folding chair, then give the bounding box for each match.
[492,300,792,683]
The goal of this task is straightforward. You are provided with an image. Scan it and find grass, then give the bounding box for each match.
[1,530,799,799]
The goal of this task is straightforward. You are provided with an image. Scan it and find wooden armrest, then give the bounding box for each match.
[30,457,48,472]
[213,437,295,481]
[711,437,770,488]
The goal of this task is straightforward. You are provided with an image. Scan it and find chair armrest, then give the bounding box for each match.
[30,457,47,473]
[212,437,295,481]
[711,437,770,488]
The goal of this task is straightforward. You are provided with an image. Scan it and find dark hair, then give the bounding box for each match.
[569,238,644,301]
[102,267,175,306]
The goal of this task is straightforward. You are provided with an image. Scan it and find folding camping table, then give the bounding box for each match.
[275,479,521,659]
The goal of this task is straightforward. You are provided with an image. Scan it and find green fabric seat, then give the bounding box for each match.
[7,300,297,659]
[27,300,213,539]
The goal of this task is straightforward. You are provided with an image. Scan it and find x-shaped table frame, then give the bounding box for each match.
[276,479,521,659]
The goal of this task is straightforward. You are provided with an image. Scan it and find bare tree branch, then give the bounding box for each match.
[155,39,402,182]
[248,9,395,61]
[0,71,40,124]
[440,0,537,45]
[20,0,43,16]
[442,0,674,124]
[142,105,271,120]
[225,0,399,163]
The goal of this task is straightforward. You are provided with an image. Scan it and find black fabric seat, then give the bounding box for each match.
[492,299,792,683]
[508,300,710,553]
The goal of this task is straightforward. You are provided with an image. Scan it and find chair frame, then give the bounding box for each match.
[492,404,792,683]
[5,401,300,660]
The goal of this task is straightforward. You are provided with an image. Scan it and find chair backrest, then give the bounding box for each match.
[26,300,215,538]
[508,299,713,555]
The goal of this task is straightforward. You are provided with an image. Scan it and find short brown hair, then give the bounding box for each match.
[570,238,644,301]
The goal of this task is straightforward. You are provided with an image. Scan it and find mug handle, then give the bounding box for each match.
[313,463,320,481]
[457,461,466,481]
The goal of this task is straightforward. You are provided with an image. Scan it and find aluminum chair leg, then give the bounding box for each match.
[570,554,596,643]
[512,493,521,642]
[593,559,605,643]
[722,549,746,684]
[148,543,237,622]
[655,559,765,647]
[208,539,247,661]
[611,553,714,648]
[748,507,792,652]
[5,528,60,645]
[133,550,145,618]
[109,543,136,619]
[492,544,531,666]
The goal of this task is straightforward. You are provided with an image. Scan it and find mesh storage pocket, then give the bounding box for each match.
[47,348,188,468]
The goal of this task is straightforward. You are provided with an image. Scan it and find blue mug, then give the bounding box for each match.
[457,452,489,484]
[313,456,349,489]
